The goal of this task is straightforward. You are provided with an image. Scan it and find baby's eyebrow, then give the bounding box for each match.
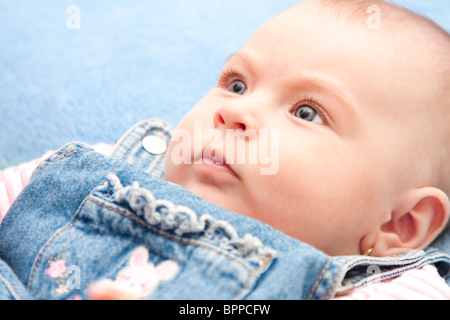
[224,53,239,64]
[223,52,254,67]
[222,52,259,76]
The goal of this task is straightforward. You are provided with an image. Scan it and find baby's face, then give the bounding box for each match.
[164,1,441,255]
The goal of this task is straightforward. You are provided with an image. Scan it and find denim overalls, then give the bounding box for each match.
[0,119,449,300]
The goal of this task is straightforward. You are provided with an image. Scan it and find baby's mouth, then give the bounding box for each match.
[198,146,239,179]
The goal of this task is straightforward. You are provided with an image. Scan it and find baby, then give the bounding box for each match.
[165,0,450,257]
[1,0,450,300]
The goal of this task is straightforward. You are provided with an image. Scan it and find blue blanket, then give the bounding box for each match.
[1,0,449,168]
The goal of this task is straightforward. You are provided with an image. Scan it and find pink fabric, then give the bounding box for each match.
[0,153,50,223]
[335,265,450,300]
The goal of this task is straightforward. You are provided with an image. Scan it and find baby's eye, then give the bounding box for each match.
[227,80,247,95]
[292,105,324,125]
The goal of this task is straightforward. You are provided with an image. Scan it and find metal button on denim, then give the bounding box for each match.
[142,135,167,155]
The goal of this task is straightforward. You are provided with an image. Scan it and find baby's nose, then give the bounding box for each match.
[214,110,246,131]
[213,103,261,132]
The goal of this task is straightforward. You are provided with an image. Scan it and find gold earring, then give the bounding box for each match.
[363,248,373,256]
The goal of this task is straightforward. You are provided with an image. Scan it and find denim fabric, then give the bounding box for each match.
[111,118,174,179]
[0,260,32,300]
[0,119,449,300]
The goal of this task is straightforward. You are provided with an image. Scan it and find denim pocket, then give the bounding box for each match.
[27,173,276,300]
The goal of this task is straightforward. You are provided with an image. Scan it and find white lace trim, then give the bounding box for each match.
[100,173,276,265]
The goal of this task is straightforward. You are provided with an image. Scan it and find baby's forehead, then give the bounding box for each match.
[280,1,449,84]
[247,1,449,122]
[251,0,449,86]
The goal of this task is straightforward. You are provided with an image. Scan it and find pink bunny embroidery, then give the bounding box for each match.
[102,246,179,298]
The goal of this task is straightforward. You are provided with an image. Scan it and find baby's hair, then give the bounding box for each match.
[317,0,450,235]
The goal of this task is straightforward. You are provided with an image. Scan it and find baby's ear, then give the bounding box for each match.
[373,187,450,257]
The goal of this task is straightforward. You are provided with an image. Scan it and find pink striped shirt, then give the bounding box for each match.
[0,145,449,300]
[336,265,450,300]
[0,151,52,223]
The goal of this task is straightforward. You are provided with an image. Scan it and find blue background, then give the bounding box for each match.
[0,0,449,168]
